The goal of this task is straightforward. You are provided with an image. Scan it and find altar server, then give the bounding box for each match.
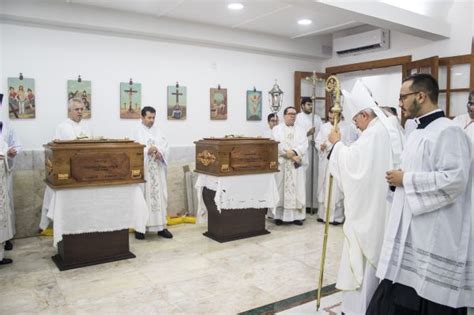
[295,97,322,210]
[368,73,472,314]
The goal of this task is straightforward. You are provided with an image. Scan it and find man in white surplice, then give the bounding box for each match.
[272,106,308,225]
[295,97,322,210]
[315,109,358,225]
[368,74,472,314]
[453,91,473,149]
[263,113,279,138]
[327,80,404,315]
[54,98,91,140]
[39,98,91,231]
[0,94,21,252]
[132,106,173,239]
[0,94,14,265]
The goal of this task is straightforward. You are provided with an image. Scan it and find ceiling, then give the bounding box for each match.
[0,0,453,60]
[66,0,364,39]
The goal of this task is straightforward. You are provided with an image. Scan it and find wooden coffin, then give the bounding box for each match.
[194,137,278,176]
[44,139,145,188]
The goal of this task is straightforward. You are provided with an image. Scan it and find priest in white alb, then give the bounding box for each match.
[271,106,308,225]
[295,97,322,210]
[54,98,91,140]
[327,80,404,315]
[314,109,358,225]
[39,98,91,231]
[0,95,14,265]
[132,106,173,239]
[0,94,21,252]
[369,74,472,314]
[453,91,473,149]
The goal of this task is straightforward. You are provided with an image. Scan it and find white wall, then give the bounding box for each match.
[338,66,402,108]
[324,1,472,67]
[1,24,318,150]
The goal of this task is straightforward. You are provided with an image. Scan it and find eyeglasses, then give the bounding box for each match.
[399,91,420,102]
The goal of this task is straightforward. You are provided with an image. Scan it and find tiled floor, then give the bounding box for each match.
[0,216,344,314]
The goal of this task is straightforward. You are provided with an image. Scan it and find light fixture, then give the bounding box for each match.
[268,80,284,113]
[298,19,312,25]
[228,3,244,10]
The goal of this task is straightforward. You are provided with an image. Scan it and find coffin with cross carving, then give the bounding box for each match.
[43,139,145,188]
[194,137,279,176]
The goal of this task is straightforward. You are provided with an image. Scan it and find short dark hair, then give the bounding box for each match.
[283,106,297,115]
[403,73,439,104]
[301,97,312,105]
[267,113,278,122]
[141,106,156,117]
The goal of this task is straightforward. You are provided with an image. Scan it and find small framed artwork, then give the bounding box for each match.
[120,82,142,119]
[246,90,262,121]
[167,84,187,120]
[8,77,36,119]
[67,79,91,119]
[210,87,227,120]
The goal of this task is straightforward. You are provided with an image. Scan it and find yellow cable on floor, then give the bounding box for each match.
[40,215,196,236]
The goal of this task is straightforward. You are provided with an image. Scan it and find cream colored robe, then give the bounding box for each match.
[132,123,169,232]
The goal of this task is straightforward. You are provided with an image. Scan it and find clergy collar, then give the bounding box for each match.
[414,109,444,129]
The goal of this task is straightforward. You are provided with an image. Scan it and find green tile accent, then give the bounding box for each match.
[239,283,338,315]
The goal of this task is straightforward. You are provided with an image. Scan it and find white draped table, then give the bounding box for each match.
[44,184,149,270]
[46,184,149,247]
[195,173,279,242]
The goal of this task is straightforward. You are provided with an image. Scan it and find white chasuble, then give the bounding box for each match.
[272,124,308,221]
[376,117,473,308]
[0,137,13,244]
[295,112,322,208]
[315,120,358,223]
[54,118,91,140]
[132,123,169,232]
[329,118,394,291]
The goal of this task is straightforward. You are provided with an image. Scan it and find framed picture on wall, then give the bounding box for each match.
[210,87,227,120]
[167,84,187,120]
[246,89,262,121]
[120,81,141,119]
[8,77,36,119]
[67,79,91,119]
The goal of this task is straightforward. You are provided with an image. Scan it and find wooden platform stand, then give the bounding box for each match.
[202,187,270,243]
[52,229,135,271]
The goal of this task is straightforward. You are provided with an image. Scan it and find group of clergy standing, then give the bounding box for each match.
[263,74,473,315]
[0,73,473,314]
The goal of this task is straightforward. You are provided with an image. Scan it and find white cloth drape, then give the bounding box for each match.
[195,173,280,224]
[45,185,149,247]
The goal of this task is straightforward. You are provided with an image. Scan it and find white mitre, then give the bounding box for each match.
[341,79,377,120]
[343,79,404,166]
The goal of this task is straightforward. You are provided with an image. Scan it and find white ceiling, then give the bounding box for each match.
[66,0,364,39]
[0,0,454,60]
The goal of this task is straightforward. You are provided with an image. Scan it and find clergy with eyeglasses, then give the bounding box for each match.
[368,73,473,315]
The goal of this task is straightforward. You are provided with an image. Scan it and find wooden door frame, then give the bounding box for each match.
[294,71,327,113]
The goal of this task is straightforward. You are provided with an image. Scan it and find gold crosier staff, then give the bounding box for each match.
[316,75,342,311]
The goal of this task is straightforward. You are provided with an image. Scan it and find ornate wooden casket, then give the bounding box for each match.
[44,139,145,188]
[194,137,279,176]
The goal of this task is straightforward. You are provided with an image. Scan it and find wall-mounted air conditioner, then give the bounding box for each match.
[333,29,390,56]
